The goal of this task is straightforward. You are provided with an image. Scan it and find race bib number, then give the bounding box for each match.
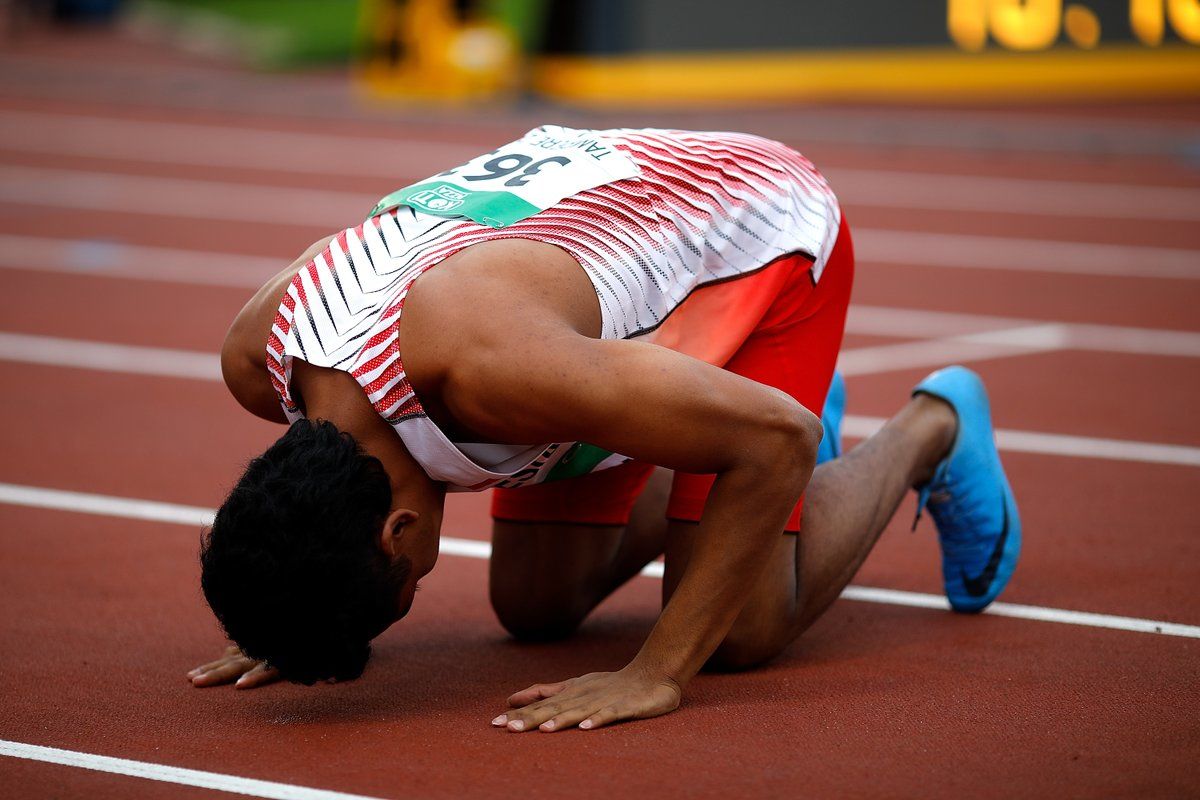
[369,126,639,228]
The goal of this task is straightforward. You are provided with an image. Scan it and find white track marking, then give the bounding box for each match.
[852,229,1200,280]
[4,167,1199,281]
[839,331,1058,376]
[11,311,1199,384]
[828,168,1200,221]
[1056,323,1200,358]
[847,307,1200,356]
[0,109,482,179]
[4,110,1200,220]
[848,305,1036,338]
[994,429,1200,465]
[0,331,220,381]
[7,231,1199,290]
[836,587,1200,637]
[5,231,1200,356]
[0,483,214,526]
[2,481,1198,639]
[0,165,368,227]
[1,331,1197,466]
[0,234,279,288]
[838,321,1200,374]
[841,416,1200,467]
[0,740,387,800]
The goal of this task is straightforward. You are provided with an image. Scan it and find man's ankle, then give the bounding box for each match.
[909,394,958,487]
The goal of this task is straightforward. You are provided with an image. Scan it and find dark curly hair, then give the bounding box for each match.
[201,419,411,685]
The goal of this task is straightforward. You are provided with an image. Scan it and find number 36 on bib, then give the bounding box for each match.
[369,126,641,228]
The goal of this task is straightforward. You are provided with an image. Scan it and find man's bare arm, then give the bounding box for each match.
[220,236,334,423]
[448,331,822,730]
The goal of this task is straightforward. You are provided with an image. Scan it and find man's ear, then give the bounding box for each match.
[379,508,420,559]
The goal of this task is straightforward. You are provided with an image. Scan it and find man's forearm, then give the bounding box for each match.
[628,453,813,685]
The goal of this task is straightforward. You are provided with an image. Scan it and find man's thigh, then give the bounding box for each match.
[665,218,854,534]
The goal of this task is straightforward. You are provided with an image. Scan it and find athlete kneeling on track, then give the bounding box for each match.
[188,127,1021,732]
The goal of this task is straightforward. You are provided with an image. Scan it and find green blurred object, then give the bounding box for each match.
[482,0,548,51]
[130,0,362,69]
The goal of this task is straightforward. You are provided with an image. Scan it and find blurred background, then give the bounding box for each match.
[2,0,1197,200]
[4,0,1198,104]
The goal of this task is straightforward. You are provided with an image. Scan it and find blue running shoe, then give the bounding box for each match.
[817,370,846,465]
[912,366,1021,613]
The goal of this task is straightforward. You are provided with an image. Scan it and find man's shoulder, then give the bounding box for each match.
[407,238,602,343]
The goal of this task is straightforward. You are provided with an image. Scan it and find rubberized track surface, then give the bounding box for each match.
[1,29,1198,800]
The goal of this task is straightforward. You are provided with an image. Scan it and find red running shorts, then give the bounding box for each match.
[491,216,854,533]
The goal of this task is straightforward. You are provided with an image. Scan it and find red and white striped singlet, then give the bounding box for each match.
[268,127,841,491]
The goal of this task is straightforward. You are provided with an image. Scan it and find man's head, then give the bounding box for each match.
[200,419,424,684]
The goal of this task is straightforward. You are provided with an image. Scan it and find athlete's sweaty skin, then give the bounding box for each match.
[195,227,958,732]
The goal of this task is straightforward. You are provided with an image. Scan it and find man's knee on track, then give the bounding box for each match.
[489,584,592,642]
[705,622,792,673]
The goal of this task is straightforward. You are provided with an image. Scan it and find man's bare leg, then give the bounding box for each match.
[664,393,957,669]
[491,392,955,658]
[489,469,673,640]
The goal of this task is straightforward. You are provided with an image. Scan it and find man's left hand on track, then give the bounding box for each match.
[187,645,281,689]
[493,666,681,732]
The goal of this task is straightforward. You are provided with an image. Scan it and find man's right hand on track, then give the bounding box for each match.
[187,645,280,689]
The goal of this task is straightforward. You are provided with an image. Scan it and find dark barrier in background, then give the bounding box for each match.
[359,0,1200,105]
[542,0,1198,53]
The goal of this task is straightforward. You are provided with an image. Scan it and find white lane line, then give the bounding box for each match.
[994,428,1200,466]
[835,587,1200,638]
[8,231,1199,290]
[848,305,1036,338]
[1057,323,1200,358]
[842,415,1200,467]
[0,331,221,381]
[0,234,278,288]
[0,483,214,526]
[828,168,1200,222]
[839,329,1060,376]
[852,229,1200,281]
[1,331,1197,466]
[5,232,1200,358]
[838,321,1200,375]
[4,167,1199,280]
[846,308,1200,357]
[0,740,387,800]
[0,109,483,179]
[4,109,1200,220]
[8,307,1199,375]
[0,165,369,228]
[2,481,1198,639]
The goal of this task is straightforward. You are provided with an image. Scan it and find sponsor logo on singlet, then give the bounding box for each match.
[407,184,467,213]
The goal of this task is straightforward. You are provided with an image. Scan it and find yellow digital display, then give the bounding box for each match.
[949,0,1200,50]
